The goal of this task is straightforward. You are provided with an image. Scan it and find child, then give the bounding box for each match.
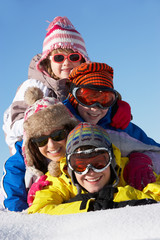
[63,62,160,181]
[28,122,158,215]
[3,16,131,156]
[65,61,159,147]
[2,87,78,211]
[3,16,89,156]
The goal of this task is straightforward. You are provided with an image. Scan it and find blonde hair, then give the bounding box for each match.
[41,48,85,80]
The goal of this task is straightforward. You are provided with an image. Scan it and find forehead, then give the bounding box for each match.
[75,146,95,152]
[40,127,63,136]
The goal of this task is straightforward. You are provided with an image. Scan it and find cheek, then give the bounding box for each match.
[72,62,82,68]
[60,139,67,148]
[101,109,109,117]
[75,173,83,184]
[51,62,60,73]
[78,105,88,116]
[58,139,67,155]
[38,146,46,156]
[103,168,111,184]
[104,109,109,114]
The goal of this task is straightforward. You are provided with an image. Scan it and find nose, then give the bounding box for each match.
[90,106,100,111]
[63,57,70,65]
[47,138,57,147]
[87,168,96,175]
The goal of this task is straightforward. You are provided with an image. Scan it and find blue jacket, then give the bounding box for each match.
[1,141,28,211]
[63,99,160,147]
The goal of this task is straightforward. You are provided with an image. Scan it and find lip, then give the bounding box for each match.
[61,68,72,72]
[48,147,61,155]
[89,113,99,117]
[85,176,102,183]
[87,112,100,119]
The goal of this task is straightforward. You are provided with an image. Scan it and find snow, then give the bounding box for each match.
[0,202,160,240]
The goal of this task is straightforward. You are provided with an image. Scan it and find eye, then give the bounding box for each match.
[54,55,64,62]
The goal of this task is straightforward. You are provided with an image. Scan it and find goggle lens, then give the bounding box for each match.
[73,87,117,109]
[31,129,67,147]
[50,53,82,63]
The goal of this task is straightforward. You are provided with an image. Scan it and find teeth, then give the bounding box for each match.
[86,177,101,182]
[49,148,60,154]
[89,113,99,117]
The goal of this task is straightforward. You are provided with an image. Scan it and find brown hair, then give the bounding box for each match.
[28,123,76,174]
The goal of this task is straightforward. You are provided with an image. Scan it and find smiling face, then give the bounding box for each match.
[77,104,109,124]
[75,167,111,193]
[38,128,67,162]
[50,49,82,79]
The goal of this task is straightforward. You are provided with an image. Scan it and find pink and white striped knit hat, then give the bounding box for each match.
[37,16,90,72]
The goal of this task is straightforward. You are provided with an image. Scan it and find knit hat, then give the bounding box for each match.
[37,16,90,73]
[23,87,78,177]
[67,122,118,182]
[66,122,112,154]
[68,62,114,108]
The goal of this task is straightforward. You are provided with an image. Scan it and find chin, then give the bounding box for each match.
[86,117,100,125]
[90,120,99,125]
[87,186,101,193]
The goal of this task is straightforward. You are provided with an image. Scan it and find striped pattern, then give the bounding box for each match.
[68,62,114,108]
[37,16,89,72]
[66,122,111,155]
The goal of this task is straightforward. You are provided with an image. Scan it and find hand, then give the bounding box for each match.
[27,175,50,206]
[111,100,132,130]
[123,152,156,191]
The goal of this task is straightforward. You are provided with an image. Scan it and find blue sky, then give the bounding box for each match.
[0,0,160,177]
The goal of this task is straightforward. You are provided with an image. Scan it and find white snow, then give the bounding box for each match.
[0,201,160,240]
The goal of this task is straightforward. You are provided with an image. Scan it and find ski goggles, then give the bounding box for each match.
[49,53,82,63]
[72,86,118,109]
[31,129,67,147]
[67,147,112,175]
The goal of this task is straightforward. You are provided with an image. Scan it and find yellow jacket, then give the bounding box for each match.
[28,146,160,215]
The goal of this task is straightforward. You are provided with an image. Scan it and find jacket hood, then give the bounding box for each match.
[28,54,69,101]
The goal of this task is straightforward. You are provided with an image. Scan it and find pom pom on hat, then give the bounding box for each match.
[24,87,60,121]
[24,87,44,106]
[46,16,75,32]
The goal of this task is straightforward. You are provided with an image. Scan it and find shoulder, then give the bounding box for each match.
[124,122,160,147]
[13,79,48,101]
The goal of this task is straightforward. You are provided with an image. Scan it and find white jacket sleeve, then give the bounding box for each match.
[3,79,49,154]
